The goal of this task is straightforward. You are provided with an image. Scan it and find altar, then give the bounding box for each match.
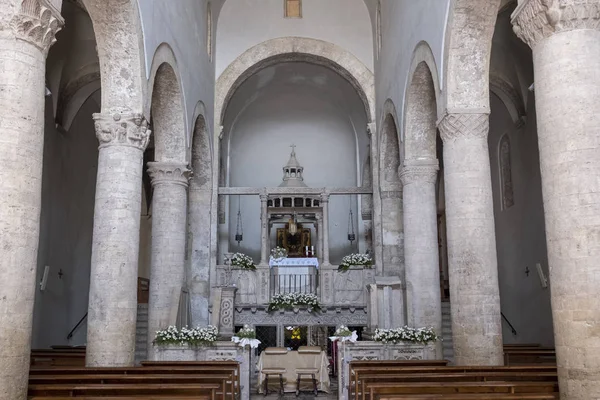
[269,258,319,295]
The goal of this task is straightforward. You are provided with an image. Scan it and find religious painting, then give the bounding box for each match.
[276,223,311,257]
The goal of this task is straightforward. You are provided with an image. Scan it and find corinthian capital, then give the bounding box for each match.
[147,162,191,187]
[512,0,600,48]
[438,112,489,143]
[93,113,151,151]
[399,160,439,186]
[11,0,64,54]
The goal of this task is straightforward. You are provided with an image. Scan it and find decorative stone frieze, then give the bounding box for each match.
[93,113,151,151]
[147,162,191,187]
[233,306,368,326]
[399,163,439,186]
[512,0,600,48]
[438,113,489,142]
[379,190,402,199]
[11,0,64,53]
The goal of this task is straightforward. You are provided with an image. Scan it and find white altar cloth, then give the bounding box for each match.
[269,257,319,268]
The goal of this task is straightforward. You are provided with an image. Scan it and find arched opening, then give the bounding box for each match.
[33,0,101,349]
[219,61,368,265]
[379,108,403,277]
[187,112,213,326]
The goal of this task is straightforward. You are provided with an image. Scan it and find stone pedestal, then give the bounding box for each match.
[365,277,405,338]
[400,161,442,357]
[512,3,600,398]
[0,3,63,397]
[218,286,237,339]
[152,342,250,400]
[438,113,503,366]
[147,162,190,355]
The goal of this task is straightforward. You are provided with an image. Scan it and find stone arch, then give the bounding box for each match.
[148,44,187,162]
[380,99,402,186]
[444,0,502,112]
[80,0,146,113]
[190,102,213,188]
[403,57,438,163]
[490,74,526,127]
[216,37,375,125]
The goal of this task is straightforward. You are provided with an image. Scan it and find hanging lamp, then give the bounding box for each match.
[347,204,356,244]
[235,195,243,245]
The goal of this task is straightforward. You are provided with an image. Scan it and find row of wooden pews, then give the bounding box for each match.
[28,350,241,400]
[349,348,559,400]
[503,343,556,366]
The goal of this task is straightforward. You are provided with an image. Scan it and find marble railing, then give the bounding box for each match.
[215,265,375,306]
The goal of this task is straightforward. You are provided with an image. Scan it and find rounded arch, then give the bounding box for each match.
[443,0,502,112]
[216,37,375,125]
[379,99,402,187]
[80,0,146,113]
[148,47,187,162]
[190,103,213,189]
[403,58,438,163]
[490,74,527,127]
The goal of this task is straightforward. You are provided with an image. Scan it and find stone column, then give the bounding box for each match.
[438,113,503,366]
[86,114,150,367]
[320,194,331,266]
[400,160,442,357]
[379,187,403,277]
[218,286,237,339]
[0,2,63,397]
[316,214,324,263]
[512,3,600,398]
[259,194,269,265]
[147,162,190,352]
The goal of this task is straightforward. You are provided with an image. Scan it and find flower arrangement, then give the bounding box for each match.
[232,325,261,349]
[231,252,256,270]
[153,325,219,346]
[374,326,439,345]
[267,292,322,313]
[270,246,288,262]
[338,253,373,272]
[328,325,359,343]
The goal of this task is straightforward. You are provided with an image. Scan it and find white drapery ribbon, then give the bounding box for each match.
[231,336,262,349]
[328,331,358,343]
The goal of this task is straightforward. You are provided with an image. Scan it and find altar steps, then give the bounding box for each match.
[441,301,454,364]
[134,304,149,365]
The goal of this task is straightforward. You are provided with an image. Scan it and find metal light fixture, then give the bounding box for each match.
[235,195,243,245]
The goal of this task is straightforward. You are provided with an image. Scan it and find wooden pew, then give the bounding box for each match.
[30,350,86,367]
[503,349,556,366]
[28,382,220,399]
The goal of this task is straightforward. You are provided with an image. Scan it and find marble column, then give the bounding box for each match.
[438,113,503,366]
[259,194,269,265]
[512,3,600,398]
[316,214,324,263]
[400,161,442,356]
[0,2,63,397]
[147,162,190,353]
[320,194,331,266]
[87,114,150,367]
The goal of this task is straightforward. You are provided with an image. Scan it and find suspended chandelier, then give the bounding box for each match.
[235,195,243,246]
[347,203,356,244]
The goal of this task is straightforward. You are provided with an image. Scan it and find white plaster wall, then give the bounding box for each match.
[32,93,100,348]
[222,63,368,264]
[374,1,449,134]
[488,93,553,346]
[216,0,373,77]
[138,0,222,144]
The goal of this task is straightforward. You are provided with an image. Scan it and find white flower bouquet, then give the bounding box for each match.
[374,326,439,344]
[231,252,256,270]
[153,325,219,346]
[329,325,358,343]
[267,292,322,313]
[338,253,373,272]
[231,324,261,349]
[270,246,288,262]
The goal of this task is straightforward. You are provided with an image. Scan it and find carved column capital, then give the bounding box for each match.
[512,0,600,48]
[93,113,151,151]
[147,162,191,188]
[320,193,330,203]
[11,0,64,54]
[438,112,489,143]
[259,194,268,202]
[399,161,439,186]
[366,122,377,138]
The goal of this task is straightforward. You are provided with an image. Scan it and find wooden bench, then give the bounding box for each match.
[377,394,558,400]
[365,381,558,400]
[503,349,556,366]
[30,351,86,367]
[28,383,220,400]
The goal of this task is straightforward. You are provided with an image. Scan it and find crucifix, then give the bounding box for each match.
[290,144,296,152]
